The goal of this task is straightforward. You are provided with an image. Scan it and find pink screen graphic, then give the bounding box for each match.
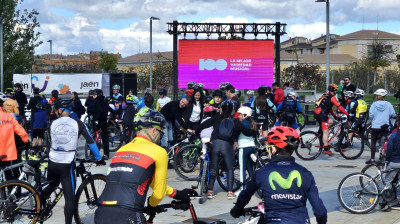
[178,40,274,89]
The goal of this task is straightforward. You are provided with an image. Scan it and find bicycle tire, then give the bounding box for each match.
[361,163,385,190]
[296,131,322,160]
[199,160,208,204]
[0,180,41,223]
[216,155,242,192]
[174,144,201,181]
[74,174,107,224]
[339,131,364,160]
[337,172,379,214]
[108,127,124,152]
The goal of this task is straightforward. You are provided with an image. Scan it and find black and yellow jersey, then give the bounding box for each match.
[98,136,176,211]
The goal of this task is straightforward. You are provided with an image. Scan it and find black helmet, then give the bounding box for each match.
[36,102,44,110]
[93,89,103,96]
[134,107,167,131]
[257,85,266,95]
[33,87,40,94]
[203,96,213,104]
[221,101,233,112]
[88,89,94,95]
[159,88,167,95]
[212,89,223,97]
[51,90,59,97]
[55,99,73,112]
[13,83,22,89]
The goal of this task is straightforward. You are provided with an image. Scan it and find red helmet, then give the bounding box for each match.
[267,126,300,151]
[203,106,216,114]
[185,89,194,97]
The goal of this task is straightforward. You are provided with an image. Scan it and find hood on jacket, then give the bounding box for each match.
[373,101,391,112]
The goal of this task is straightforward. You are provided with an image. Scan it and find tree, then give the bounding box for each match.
[282,64,322,91]
[152,52,173,90]
[1,0,42,87]
[99,52,118,73]
[363,40,392,87]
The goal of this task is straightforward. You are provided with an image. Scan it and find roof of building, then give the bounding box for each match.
[119,52,173,63]
[280,52,357,64]
[281,36,309,45]
[336,30,400,40]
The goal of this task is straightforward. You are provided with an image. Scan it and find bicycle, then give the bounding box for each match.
[84,123,124,157]
[237,203,265,224]
[145,198,227,224]
[0,156,107,224]
[173,134,203,181]
[296,115,364,160]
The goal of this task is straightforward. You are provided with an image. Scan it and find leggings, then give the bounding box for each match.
[239,147,256,190]
[209,139,234,192]
[370,128,386,160]
[43,161,76,224]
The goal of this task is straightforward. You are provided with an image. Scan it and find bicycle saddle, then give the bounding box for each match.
[194,221,227,224]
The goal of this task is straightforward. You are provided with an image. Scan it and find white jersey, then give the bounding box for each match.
[157,97,171,109]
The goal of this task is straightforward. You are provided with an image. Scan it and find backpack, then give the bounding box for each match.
[218,118,234,141]
[315,94,330,108]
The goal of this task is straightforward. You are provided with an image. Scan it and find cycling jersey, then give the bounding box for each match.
[235,155,327,224]
[156,97,171,111]
[112,93,123,101]
[3,98,19,114]
[276,99,302,129]
[98,136,176,211]
[314,94,348,117]
[355,99,367,118]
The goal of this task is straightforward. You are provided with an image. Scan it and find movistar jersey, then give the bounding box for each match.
[98,136,175,211]
[235,155,327,224]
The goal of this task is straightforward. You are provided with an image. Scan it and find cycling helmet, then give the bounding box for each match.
[212,89,223,97]
[112,84,120,90]
[93,89,103,96]
[197,83,204,88]
[134,107,167,130]
[203,96,213,104]
[145,88,152,94]
[257,86,266,95]
[374,88,388,96]
[126,94,134,103]
[187,81,196,89]
[132,95,139,104]
[237,106,252,118]
[203,106,217,116]
[88,89,94,95]
[343,91,354,98]
[51,89,59,97]
[56,99,73,112]
[219,82,228,90]
[355,88,365,96]
[235,89,242,98]
[41,98,48,104]
[0,92,7,102]
[328,84,338,92]
[159,88,167,95]
[5,88,14,95]
[36,102,44,110]
[220,101,233,112]
[246,90,255,96]
[13,83,22,89]
[287,91,297,98]
[185,89,194,97]
[33,87,40,94]
[266,126,300,152]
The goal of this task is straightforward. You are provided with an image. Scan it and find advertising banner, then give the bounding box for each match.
[178,40,274,89]
[13,73,104,95]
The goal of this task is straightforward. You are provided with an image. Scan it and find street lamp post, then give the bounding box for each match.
[47,40,52,73]
[149,17,160,91]
[0,17,3,92]
[316,0,330,90]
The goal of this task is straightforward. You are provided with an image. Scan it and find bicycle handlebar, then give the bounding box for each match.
[76,157,107,166]
[145,200,194,223]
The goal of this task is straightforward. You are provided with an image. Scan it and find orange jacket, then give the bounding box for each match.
[3,98,19,114]
[0,108,29,161]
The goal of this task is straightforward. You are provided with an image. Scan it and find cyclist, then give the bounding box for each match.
[182,81,196,98]
[122,94,137,142]
[251,86,276,136]
[3,88,19,114]
[198,83,208,96]
[156,88,171,111]
[95,108,197,224]
[275,91,302,133]
[266,86,275,103]
[85,89,96,115]
[272,82,284,106]
[49,90,60,120]
[27,87,44,136]
[92,89,110,159]
[342,91,354,108]
[199,106,217,159]
[137,88,152,110]
[210,89,223,109]
[346,89,368,145]
[202,95,213,108]
[314,84,348,156]
[244,90,255,107]
[224,84,241,117]
[32,102,48,147]
[230,126,327,224]
[111,84,123,101]
[43,99,102,224]
[13,83,28,117]
[368,88,396,164]
[0,92,29,180]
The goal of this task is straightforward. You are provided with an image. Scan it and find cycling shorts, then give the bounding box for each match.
[314,114,330,130]
[350,118,364,132]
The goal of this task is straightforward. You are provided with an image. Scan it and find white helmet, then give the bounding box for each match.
[145,88,152,94]
[197,83,204,88]
[0,92,6,102]
[287,91,297,98]
[343,91,354,98]
[355,88,365,96]
[238,106,252,118]
[374,89,388,96]
[246,90,254,96]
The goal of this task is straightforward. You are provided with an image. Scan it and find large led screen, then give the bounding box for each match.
[178,40,274,89]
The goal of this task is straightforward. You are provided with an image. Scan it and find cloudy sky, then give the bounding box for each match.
[18,0,400,58]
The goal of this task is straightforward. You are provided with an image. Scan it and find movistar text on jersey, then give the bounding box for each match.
[271,194,303,200]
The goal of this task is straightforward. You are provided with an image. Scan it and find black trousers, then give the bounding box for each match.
[208,139,235,192]
[99,121,109,157]
[95,206,146,224]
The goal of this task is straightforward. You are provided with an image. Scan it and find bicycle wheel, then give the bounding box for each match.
[108,127,124,152]
[296,131,322,160]
[339,131,364,160]
[216,154,242,192]
[296,112,305,130]
[361,163,385,190]
[74,174,107,224]
[198,160,208,204]
[0,180,41,223]
[174,144,201,181]
[337,172,379,214]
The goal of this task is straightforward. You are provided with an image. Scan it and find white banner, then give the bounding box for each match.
[13,73,104,95]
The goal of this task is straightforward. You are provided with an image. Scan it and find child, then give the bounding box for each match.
[237,106,257,192]
[32,103,48,146]
[122,95,137,142]
[200,106,217,159]
[202,96,213,108]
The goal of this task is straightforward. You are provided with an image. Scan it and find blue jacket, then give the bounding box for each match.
[386,129,400,162]
[235,155,327,224]
[33,110,48,129]
[369,101,395,129]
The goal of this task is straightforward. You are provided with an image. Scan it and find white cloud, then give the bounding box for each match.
[287,22,334,40]
[355,0,400,10]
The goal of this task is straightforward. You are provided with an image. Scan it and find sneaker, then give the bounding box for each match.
[380,203,389,211]
[322,150,334,156]
[227,192,236,200]
[207,190,215,199]
[391,203,400,210]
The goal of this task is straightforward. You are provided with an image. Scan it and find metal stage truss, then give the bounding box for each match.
[167,20,287,100]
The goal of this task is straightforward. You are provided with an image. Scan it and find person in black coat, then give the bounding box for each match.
[85,90,96,115]
[122,95,137,142]
[340,77,356,103]
[92,89,109,159]
[71,92,85,119]
[183,88,204,130]
[13,83,28,117]
[27,87,44,136]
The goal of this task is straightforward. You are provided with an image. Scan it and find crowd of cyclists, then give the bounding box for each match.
[0,76,399,223]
